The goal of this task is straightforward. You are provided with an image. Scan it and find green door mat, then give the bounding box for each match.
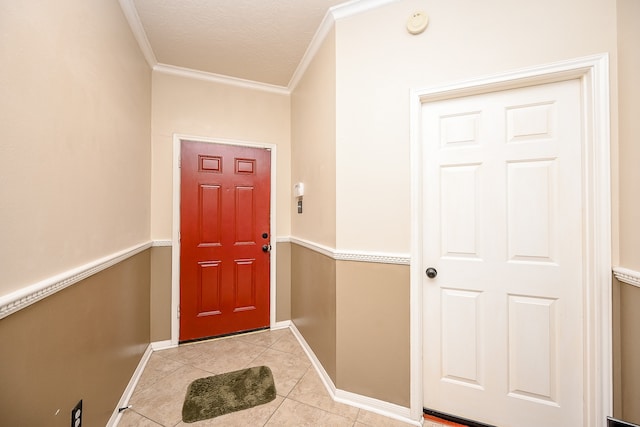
[182,365,276,423]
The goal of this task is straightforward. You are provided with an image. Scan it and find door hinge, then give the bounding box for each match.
[177,305,180,318]
[178,155,181,168]
[178,232,181,243]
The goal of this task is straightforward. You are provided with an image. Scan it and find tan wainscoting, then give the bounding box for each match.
[0,250,151,427]
[276,241,292,322]
[616,275,640,424]
[151,246,173,342]
[290,241,410,408]
[291,243,338,382]
[336,260,410,408]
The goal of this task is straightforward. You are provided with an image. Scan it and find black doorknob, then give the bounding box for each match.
[425,267,437,278]
[262,244,271,252]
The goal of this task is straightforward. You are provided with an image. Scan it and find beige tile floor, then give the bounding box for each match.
[117,328,444,427]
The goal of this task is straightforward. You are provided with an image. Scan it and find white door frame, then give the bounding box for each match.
[409,54,612,425]
[170,134,278,345]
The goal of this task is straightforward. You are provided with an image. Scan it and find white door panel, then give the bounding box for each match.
[423,79,583,427]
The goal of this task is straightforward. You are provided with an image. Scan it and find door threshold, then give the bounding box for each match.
[608,417,640,427]
[423,408,496,427]
[179,326,270,345]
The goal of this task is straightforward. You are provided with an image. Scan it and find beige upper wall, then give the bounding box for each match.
[334,0,618,253]
[291,29,337,247]
[617,0,640,271]
[0,1,151,295]
[150,72,291,239]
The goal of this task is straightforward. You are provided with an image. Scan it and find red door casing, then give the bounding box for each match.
[180,141,271,342]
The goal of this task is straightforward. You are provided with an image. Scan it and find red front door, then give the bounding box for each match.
[180,140,271,342]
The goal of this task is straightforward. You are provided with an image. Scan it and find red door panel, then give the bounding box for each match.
[180,141,271,342]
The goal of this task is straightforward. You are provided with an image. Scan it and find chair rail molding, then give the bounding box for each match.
[285,236,410,265]
[0,241,153,320]
[613,267,640,288]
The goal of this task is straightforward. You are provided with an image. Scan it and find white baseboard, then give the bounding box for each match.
[271,320,291,330]
[289,323,337,396]
[288,323,420,426]
[110,328,420,426]
[150,339,175,351]
[106,344,153,427]
[334,389,417,425]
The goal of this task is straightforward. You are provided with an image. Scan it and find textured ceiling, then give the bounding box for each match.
[131,0,347,87]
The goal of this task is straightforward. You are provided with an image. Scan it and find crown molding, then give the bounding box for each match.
[120,0,400,93]
[330,0,400,21]
[118,0,157,68]
[287,8,336,91]
[287,0,400,91]
[0,242,153,320]
[153,64,289,96]
[613,267,640,288]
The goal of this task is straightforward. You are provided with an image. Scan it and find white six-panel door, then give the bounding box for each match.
[422,79,583,427]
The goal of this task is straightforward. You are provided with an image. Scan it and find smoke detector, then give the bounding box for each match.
[407,11,429,35]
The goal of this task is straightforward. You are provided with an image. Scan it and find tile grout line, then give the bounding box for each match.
[260,329,307,426]
[260,394,287,426]
[123,329,415,427]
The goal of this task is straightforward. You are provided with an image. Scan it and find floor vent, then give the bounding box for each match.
[608,417,640,427]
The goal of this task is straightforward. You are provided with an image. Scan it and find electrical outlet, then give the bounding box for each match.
[71,400,82,427]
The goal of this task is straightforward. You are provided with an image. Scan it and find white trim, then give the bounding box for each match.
[0,241,152,320]
[334,389,418,426]
[121,0,400,93]
[289,236,335,259]
[288,0,400,91]
[271,320,292,330]
[287,9,335,91]
[334,250,410,265]
[330,0,400,21]
[154,64,289,96]
[117,0,157,68]
[289,323,337,396]
[152,240,172,247]
[288,236,411,265]
[275,236,291,244]
[409,54,612,425]
[289,323,420,426]
[409,82,424,423]
[171,135,278,346]
[613,267,640,288]
[106,344,153,427]
[150,340,175,351]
